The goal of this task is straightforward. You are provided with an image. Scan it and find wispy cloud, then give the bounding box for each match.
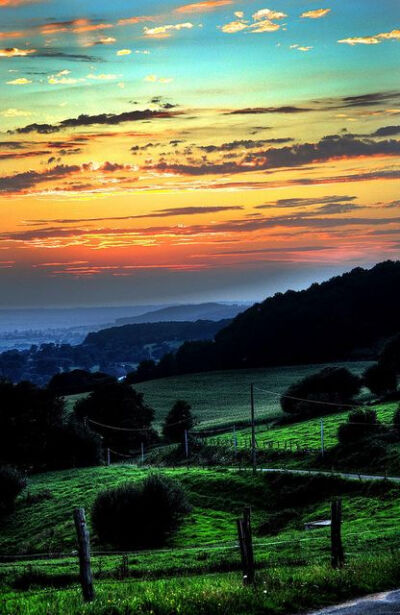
[144,22,194,38]
[301,9,331,19]
[338,29,400,45]
[176,1,233,13]
[6,77,31,85]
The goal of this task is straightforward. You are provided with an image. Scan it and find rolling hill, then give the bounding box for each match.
[159,261,400,376]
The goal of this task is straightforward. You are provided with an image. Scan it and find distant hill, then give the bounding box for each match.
[115,303,248,325]
[149,261,400,376]
[84,319,231,359]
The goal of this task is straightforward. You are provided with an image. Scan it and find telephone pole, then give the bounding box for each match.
[250,383,256,475]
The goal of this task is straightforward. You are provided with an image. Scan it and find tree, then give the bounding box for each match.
[0,378,65,470]
[379,333,400,375]
[74,381,158,451]
[162,400,194,443]
[363,363,397,397]
[48,370,115,396]
[280,367,362,418]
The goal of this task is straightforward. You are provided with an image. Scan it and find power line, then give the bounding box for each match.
[254,386,358,409]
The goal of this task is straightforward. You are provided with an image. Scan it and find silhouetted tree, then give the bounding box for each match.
[163,400,194,443]
[280,367,362,418]
[74,381,158,451]
[363,363,397,397]
[48,369,116,396]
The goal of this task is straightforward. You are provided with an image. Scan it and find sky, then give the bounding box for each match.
[0,0,399,307]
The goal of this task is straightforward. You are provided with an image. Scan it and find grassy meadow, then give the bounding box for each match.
[65,361,371,432]
[3,465,400,614]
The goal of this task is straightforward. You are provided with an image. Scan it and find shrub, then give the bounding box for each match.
[338,409,382,446]
[393,406,400,433]
[363,363,397,397]
[92,473,191,549]
[0,465,26,516]
[280,367,362,418]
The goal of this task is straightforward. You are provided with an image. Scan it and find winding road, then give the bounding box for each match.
[305,590,400,614]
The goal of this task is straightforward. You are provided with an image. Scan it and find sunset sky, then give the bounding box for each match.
[0,0,399,307]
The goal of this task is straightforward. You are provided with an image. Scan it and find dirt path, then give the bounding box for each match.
[305,590,400,614]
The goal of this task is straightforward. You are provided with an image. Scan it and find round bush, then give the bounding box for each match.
[92,473,191,549]
[0,465,26,516]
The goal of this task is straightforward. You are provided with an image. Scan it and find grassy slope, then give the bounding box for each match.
[65,362,370,431]
[136,362,371,430]
[211,401,399,452]
[3,465,400,614]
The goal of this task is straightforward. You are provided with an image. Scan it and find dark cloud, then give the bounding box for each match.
[199,138,294,153]
[0,150,51,161]
[13,109,179,134]
[14,123,61,135]
[0,141,28,150]
[340,92,400,108]
[314,203,364,215]
[373,125,400,137]
[32,50,101,62]
[148,135,400,176]
[0,164,80,194]
[27,205,244,225]
[227,106,312,115]
[257,195,357,209]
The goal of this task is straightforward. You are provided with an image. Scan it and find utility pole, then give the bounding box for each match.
[141,442,145,464]
[250,383,256,476]
[320,419,324,457]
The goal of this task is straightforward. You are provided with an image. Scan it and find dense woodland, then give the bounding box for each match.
[130,261,400,382]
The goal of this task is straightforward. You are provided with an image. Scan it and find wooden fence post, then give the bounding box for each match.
[73,507,95,602]
[331,499,344,568]
[237,506,255,585]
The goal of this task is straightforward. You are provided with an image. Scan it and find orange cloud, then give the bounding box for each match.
[0,31,24,40]
[117,15,154,26]
[301,8,331,19]
[0,47,36,57]
[0,0,40,5]
[175,0,233,14]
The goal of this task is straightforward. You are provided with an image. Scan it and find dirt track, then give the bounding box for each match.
[306,590,400,614]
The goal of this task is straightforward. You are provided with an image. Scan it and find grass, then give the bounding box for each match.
[210,401,399,452]
[3,464,400,613]
[65,361,370,432]
[4,553,400,615]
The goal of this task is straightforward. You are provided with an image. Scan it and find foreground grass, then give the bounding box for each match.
[3,552,400,615]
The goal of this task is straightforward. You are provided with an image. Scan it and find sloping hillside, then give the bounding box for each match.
[170,261,400,373]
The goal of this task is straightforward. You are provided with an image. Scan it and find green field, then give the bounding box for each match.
[66,362,370,432]
[209,401,399,453]
[2,465,400,614]
[136,362,371,431]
